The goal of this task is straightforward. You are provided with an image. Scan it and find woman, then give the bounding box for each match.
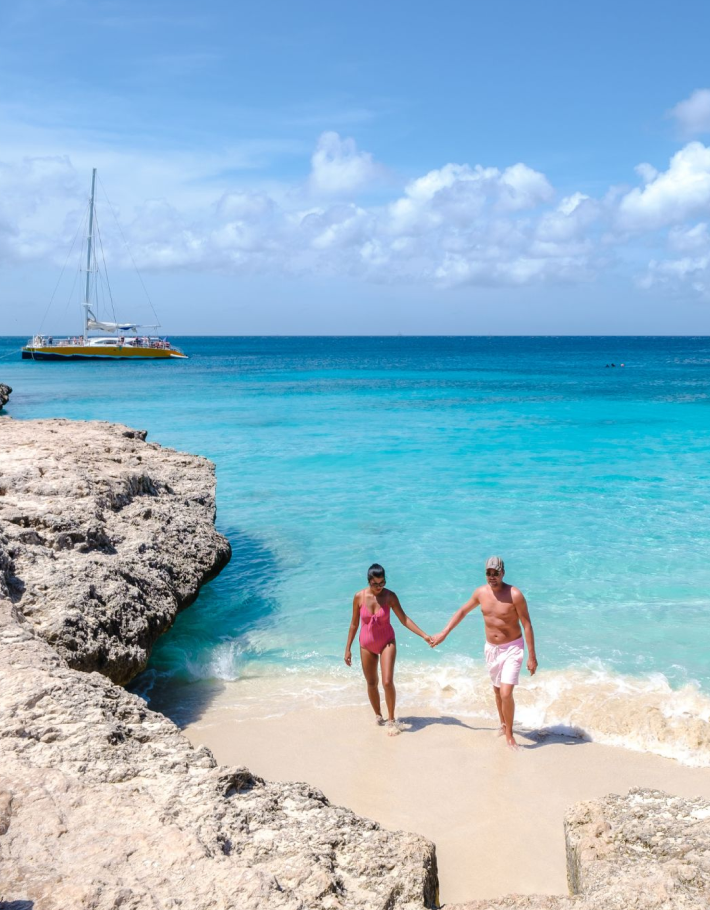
[344,563,431,736]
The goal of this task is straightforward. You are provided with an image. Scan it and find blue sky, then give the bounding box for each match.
[2,0,710,334]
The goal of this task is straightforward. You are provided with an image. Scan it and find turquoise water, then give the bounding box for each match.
[3,336,710,758]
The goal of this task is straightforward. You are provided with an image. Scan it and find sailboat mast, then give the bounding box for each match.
[82,168,97,343]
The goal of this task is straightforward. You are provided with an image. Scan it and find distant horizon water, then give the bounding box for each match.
[2,335,709,765]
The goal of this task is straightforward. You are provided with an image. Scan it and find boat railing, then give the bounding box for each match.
[28,335,179,351]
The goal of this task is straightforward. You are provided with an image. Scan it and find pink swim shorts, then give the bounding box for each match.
[484,637,524,687]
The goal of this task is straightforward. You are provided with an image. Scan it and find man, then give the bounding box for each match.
[431,556,537,750]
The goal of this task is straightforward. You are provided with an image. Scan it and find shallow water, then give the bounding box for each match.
[3,335,710,761]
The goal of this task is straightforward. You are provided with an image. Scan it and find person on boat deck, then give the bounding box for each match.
[344,563,431,736]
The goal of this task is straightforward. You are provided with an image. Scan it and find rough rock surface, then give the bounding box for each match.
[1,417,707,910]
[0,382,11,408]
[450,789,710,910]
[0,418,438,910]
[565,788,710,909]
[0,597,438,909]
[0,418,232,684]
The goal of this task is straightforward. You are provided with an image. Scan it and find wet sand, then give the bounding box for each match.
[185,701,710,905]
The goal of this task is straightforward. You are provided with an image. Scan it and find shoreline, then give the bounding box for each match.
[140,658,710,768]
[0,415,436,909]
[2,403,710,907]
[185,701,710,905]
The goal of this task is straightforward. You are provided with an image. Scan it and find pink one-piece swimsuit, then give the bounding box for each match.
[359,596,396,654]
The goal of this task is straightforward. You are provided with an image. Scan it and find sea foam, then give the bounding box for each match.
[178,659,710,768]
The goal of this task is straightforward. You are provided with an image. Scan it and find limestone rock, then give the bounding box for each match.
[0,418,438,909]
[0,418,231,684]
[565,788,710,909]
[0,595,437,909]
[0,383,11,409]
[450,789,710,910]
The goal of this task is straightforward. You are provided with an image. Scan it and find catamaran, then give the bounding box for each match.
[22,169,187,361]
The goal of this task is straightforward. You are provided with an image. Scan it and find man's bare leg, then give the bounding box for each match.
[499,682,518,749]
[379,642,397,722]
[360,647,383,721]
[493,685,506,736]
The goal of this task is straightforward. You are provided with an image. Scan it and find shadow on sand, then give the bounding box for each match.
[516,728,590,750]
[398,715,487,733]
[398,716,590,751]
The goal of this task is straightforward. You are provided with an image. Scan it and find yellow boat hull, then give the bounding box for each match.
[22,345,187,360]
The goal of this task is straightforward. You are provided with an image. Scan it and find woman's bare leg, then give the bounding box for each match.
[379,642,397,721]
[360,647,382,718]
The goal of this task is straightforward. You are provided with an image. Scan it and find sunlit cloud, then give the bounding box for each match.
[669,89,710,137]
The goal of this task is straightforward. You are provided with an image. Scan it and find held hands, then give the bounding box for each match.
[429,631,446,648]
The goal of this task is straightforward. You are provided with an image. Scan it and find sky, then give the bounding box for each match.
[1,0,710,335]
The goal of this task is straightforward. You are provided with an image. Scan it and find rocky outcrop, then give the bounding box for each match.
[450,789,710,909]
[0,418,231,684]
[0,383,11,408]
[565,789,710,908]
[0,595,438,909]
[0,418,438,910]
[1,417,707,909]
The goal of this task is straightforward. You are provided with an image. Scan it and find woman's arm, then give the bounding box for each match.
[390,592,430,641]
[344,594,361,665]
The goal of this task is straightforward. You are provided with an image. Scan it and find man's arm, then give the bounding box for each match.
[512,588,537,675]
[430,590,480,647]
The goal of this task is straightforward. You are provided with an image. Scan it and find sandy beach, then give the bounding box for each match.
[184,698,710,904]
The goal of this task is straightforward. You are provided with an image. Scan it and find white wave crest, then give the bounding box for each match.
[215,659,710,767]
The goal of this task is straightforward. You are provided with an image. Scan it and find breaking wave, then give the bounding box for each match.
[170,657,710,767]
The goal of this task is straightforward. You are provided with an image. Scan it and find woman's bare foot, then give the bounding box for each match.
[497,724,506,737]
[375,714,385,726]
[506,736,519,751]
[386,719,401,737]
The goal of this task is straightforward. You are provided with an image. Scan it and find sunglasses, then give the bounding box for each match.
[370,578,386,587]
[486,569,501,577]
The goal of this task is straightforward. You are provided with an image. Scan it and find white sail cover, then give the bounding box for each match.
[87,318,141,332]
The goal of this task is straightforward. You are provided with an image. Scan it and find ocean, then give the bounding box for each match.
[2,335,710,764]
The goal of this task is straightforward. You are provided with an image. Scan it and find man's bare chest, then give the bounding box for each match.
[480,597,516,623]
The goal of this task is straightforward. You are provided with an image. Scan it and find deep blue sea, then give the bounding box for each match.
[2,336,710,763]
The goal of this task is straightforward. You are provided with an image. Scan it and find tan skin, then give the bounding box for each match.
[345,575,431,731]
[431,568,537,750]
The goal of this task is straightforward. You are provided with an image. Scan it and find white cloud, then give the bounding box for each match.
[635,163,658,184]
[639,221,710,298]
[617,142,710,230]
[668,222,710,253]
[308,131,382,196]
[0,142,602,289]
[385,161,553,239]
[640,254,710,298]
[669,89,710,137]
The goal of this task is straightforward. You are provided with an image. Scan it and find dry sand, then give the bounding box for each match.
[185,700,710,905]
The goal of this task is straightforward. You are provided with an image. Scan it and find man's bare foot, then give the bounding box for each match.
[496,724,506,737]
[375,714,385,726]
[386,719,401,737]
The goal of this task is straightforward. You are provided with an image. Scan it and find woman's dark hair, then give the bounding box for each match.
[367,563,385,581]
